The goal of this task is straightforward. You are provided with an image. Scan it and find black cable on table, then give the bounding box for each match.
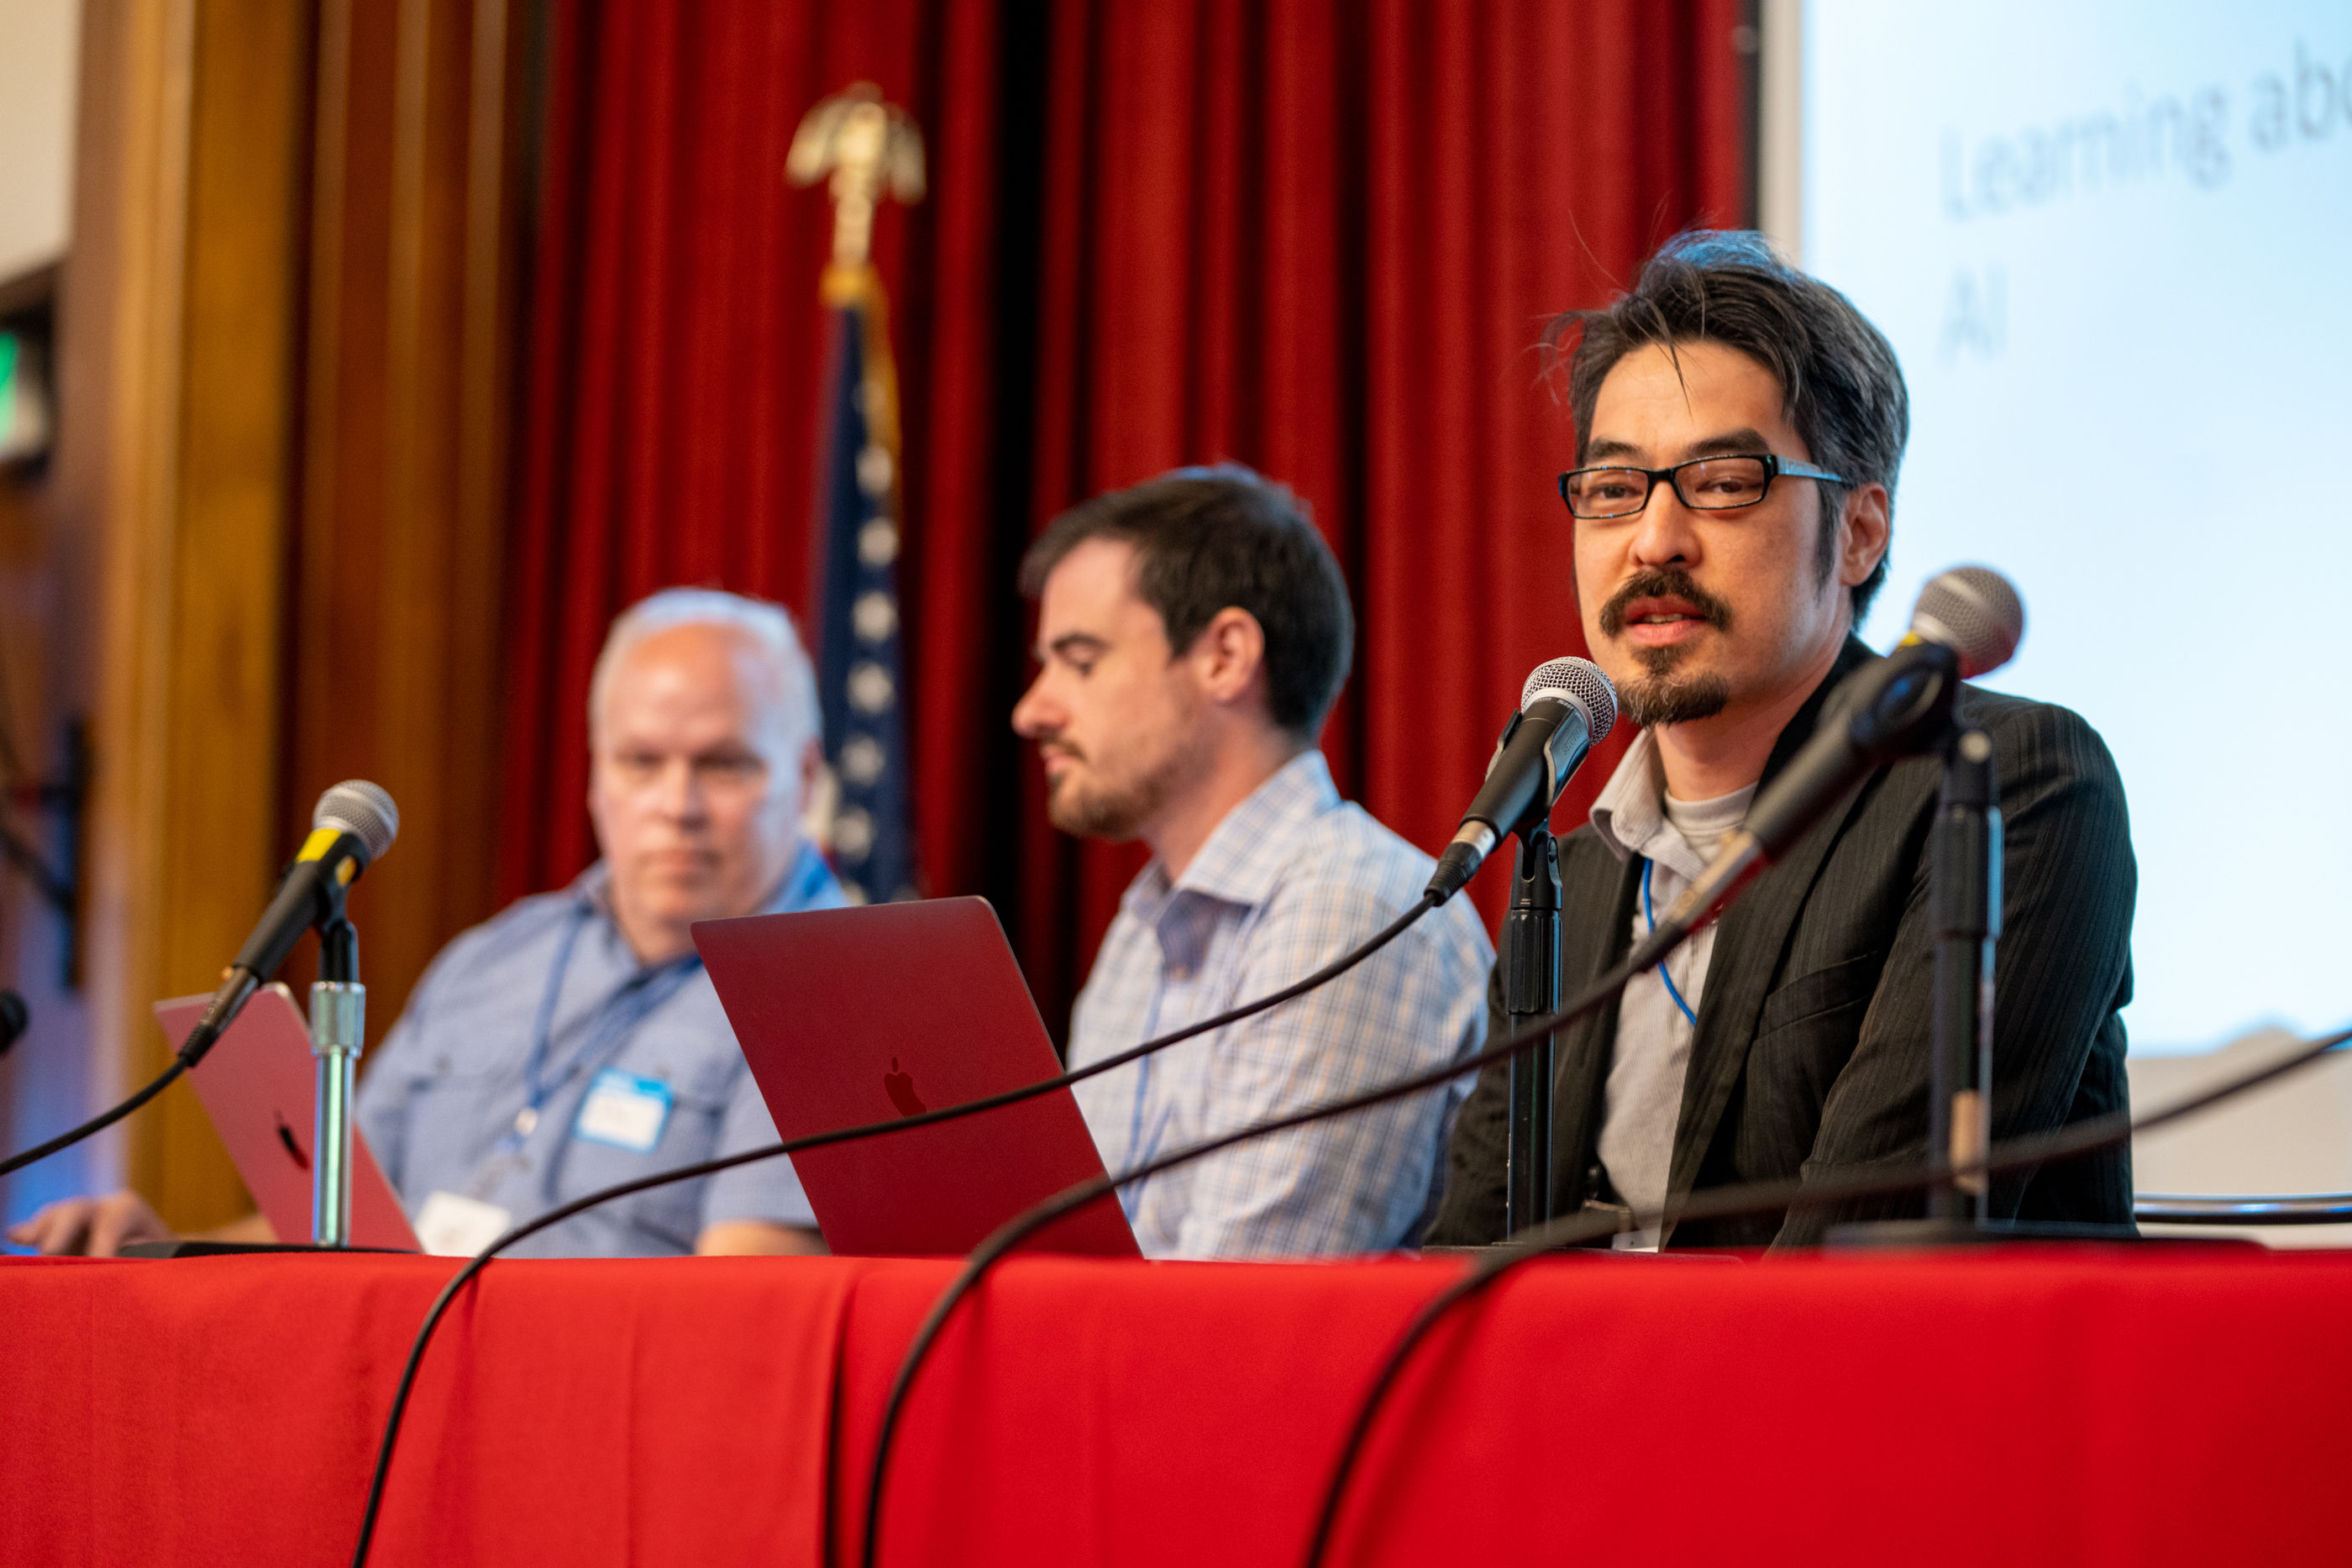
[855,922,1692,1568]
[345,890,1442,1568]
[1297,1021,2352,1568]
[0,1056,192,1178]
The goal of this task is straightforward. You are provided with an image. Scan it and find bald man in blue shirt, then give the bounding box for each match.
[13,590,842,1258]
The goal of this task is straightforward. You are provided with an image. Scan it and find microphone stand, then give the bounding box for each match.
[1501,826,1562,1237]
[1826,729,2001,1244]
[1926,727,1998,1224]
[1872,726,2002,1237]
[311,907,366,1247]
[123,892,396,1257]
[1830,726,2135,1245]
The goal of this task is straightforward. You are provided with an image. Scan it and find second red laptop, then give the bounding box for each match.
[695,897,1139,1258]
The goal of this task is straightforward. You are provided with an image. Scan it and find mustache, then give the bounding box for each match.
[1597,568,1735,637]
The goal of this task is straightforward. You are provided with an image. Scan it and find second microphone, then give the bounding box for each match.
[1428,657,1618,902]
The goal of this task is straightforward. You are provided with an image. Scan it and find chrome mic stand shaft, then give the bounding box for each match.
[311,915,365,1247]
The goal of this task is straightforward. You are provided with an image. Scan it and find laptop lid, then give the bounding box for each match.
[155,987,421,1252]
[696,897,1139,1258]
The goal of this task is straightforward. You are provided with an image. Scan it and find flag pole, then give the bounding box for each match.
[790,85,926,905]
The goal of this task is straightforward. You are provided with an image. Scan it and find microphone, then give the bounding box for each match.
[0,782,399,1180]
[1905,565,2024,677]
[0,989,25,1057]
[185,780,400,1065]
[1428,657,1618,901]
[1656,566,2025,936]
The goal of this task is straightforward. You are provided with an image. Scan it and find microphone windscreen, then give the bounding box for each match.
[314,780,400,862]
[1520,656,1618,743]
[1910,566,2024,679]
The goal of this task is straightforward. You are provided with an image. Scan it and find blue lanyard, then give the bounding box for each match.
[1641,858,1700,1029]
[506,905,703,1150]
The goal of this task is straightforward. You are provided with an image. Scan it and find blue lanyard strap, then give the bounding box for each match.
[509,905,702,1149]
[1641,858,1700,1030]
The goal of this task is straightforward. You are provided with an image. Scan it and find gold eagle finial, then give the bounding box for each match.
[787,82,926,269]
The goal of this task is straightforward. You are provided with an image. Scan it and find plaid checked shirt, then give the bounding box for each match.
[1068,751,1494,1259]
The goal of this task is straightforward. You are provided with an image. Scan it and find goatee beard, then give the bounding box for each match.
[1619,659,1732,727]
[1598,566,1735,728]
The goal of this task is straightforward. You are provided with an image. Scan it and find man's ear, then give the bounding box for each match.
[1837,482,1892,591]
[1188,606,1270,712]
[793,734,832,843]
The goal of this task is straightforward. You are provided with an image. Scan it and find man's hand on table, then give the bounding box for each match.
[696,1220,829,1256]
[6,1194,277,1256]
[8,1190,176,1256]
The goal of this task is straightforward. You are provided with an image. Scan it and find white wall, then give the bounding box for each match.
[2131,1037,2352,1248]
[1776,2,2352,1240]
[1798,0,2352,1056]
[0,0,81,284]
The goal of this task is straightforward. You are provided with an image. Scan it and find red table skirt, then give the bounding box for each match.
[4,1245,2348,1566]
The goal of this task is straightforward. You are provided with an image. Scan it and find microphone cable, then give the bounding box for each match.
[5,780,399,1178]
[1295,1020,2352,1568]
[0,1025,225,1178]
[344,889,1443,1568]
[855,915,1693,1568]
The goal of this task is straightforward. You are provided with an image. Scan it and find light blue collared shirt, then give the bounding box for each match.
[357,842,844,1257]
[1068,751,1494,1259]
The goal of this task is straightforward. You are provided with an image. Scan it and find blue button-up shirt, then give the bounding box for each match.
[1068,751,1494,1259]
[357,842,844,1257]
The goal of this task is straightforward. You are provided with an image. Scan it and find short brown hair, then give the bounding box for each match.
[1548,230,1908,618]
[1019,465,1354,739]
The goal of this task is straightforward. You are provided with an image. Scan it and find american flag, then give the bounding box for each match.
[811,264,916,905]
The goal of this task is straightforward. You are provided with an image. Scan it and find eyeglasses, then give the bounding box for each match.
[1557,454,1850,520]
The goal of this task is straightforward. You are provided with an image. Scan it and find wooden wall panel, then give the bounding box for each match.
[67,0,313,1230]
[281,0,523,1057]
[23,0,186,1219]
[33,0,528,1232]
[138,0,312,1224]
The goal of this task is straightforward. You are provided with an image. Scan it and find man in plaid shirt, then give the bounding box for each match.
[1012,466,1493,1259]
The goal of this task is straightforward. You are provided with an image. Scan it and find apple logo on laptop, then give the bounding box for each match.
[883,1057,927,1117]
[275,1110,310,1172]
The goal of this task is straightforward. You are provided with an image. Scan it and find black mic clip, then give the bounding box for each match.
[1844,638,1963,758]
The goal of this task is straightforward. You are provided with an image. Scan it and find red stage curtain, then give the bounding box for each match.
[499,1,1748,1030]
[1013,0,1749,1005]
[496,0,1010,902]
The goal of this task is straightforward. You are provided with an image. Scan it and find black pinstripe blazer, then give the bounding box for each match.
[1426,635,2137,1248]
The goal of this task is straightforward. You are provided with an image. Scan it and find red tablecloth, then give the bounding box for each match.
[4,1245,2348,1566]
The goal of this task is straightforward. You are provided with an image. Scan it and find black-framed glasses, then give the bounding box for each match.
[1557,454,1849,520]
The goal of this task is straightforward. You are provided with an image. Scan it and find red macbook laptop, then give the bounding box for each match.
[695,898,1139,1258]
[155,986,421,1251]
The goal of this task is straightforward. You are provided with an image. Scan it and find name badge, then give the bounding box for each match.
[574,1067,675,1153]
[415,1191,514,1257]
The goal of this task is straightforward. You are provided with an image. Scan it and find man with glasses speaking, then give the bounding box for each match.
[1428,231,2138,1249]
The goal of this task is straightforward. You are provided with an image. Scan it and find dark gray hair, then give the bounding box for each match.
[1547,230,1908,618]
[1019,464,1354,740]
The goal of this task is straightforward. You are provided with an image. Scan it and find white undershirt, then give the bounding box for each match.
[1588,733,1756,1242]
